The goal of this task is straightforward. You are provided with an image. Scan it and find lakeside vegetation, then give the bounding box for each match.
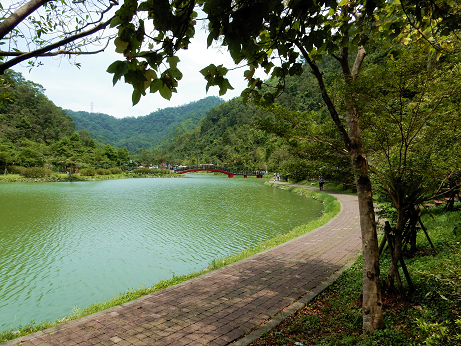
[250,204,461,346]
[0,168,180,183]
[0,184,339,343]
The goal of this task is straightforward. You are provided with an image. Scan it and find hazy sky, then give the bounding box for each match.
[13,27,265,119]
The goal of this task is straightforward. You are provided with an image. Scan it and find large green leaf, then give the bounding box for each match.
[149,79,172,100]
[114,37,129,53]
[150,79,163,93]
[218,78,234,96]
[159,83,173,100]
[106,61,129,86]
[167,56,180,69]
[132,90,142,105]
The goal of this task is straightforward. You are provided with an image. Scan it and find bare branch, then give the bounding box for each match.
[65,0,119,36]
[296,43,352,152]
[0,38,111,57]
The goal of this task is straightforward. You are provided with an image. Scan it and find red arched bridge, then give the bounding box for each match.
[174,165,265,178]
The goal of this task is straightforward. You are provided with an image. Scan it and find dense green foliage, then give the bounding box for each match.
[0,71,223,174]
[358,45,461,205]
[22,167,53,178]
[66,96,223,151]
[163,98,272,169]
[0,70,75,145]
[151,61,353,184]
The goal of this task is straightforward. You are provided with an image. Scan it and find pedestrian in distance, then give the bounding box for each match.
[318,177,325,190]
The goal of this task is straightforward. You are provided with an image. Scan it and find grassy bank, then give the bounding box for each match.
[294,179,358,196]
[0,183,339,343]
[250,206,461,346]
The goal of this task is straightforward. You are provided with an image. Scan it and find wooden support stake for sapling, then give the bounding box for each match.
[385,223,406,300]
[419,218,437,253]
[378,231,388,257]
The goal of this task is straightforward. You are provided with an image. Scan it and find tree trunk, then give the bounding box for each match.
[408,208,419,257]
[346,94,384,332]
[446,189,458,211]
[301,46,384,332]
[341,47,384,332]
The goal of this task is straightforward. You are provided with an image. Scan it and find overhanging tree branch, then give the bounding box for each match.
[0,0,51,40]
[297,44,352,153]
[0,18,113,73]
[0,38,111,57]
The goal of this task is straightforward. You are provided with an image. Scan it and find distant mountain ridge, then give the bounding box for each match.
[65,96,224,151]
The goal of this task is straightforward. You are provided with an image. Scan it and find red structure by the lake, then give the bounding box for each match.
[174,165,264,178]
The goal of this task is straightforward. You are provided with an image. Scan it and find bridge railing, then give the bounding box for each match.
[174,165,266,176]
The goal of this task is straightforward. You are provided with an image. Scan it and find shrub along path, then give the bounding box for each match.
[3,183,362,346]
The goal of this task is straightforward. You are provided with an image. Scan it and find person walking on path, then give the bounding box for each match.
[318,177,325,190]
[4,182,361,346]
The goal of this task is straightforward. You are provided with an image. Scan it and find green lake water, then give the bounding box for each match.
[0,175,323,331]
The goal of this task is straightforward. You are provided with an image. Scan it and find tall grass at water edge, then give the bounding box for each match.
[0,183,340,343]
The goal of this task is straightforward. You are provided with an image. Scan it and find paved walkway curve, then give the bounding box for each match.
[3,183,362,346]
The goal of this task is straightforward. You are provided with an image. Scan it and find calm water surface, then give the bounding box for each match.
[0,175,323,331]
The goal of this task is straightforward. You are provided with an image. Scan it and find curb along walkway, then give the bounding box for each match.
[3,183,362,346]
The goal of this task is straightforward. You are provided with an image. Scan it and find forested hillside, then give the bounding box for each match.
[150,59,353,184]
[0,71,128,174]
[0,71,223,175]
[149,43,461,194]
[66,96,223,151]
[0,70,75,144]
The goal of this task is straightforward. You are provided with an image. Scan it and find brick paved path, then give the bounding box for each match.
[3,184,361,346]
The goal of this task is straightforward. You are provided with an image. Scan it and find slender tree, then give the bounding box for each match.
[105,0,460,332]
[355,43,461,291]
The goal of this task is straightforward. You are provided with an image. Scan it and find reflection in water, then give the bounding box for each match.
[0,176,323,331]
